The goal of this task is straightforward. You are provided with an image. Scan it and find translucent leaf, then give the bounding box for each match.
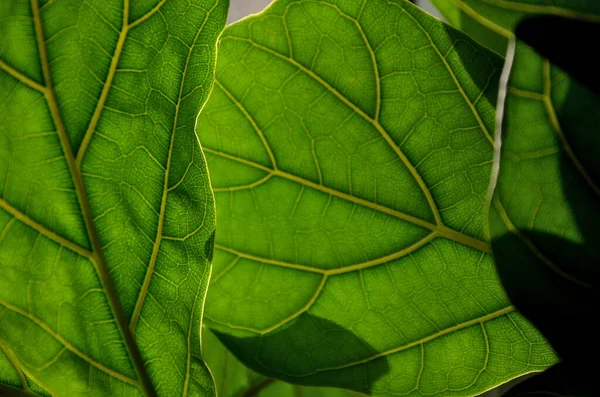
[0,0,227,395]
[197,0,556,395]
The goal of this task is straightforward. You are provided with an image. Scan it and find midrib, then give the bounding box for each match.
[31,0,154,394]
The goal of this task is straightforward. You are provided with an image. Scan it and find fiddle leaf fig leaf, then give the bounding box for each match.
[0,0,227,395]
[428,0,600,55]
[198,0,556,395]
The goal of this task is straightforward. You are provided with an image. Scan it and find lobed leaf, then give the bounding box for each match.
[0,0,227,395]
[197,0,556,395]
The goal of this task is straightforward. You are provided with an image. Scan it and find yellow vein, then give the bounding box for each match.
[260,275,327,334]
[0,197,93,259]
[399,3,497,148]
[76,0,130,166]
[542,61,600,197]
[206,275,328,335]
[129,0,221,335]
[225,36,442,225]
[478,0,600,23]
[210,256,241,284]
[129,0,167,29]
[328,2,381,121]
[214,79,278,169]
[212,174,273,192]
[215,244,323,274]
[0,299,138,386]
[508,86,545,101]
[31,0,154,393]
[451,0,513,39]
[205,147,491,253]
[217,233,437,277]
[0,60,45,93]
[0,342,30,393]
[503,146,560,162]
[296,305,515,376]
[493,197,589,287]
[480,323,489,373]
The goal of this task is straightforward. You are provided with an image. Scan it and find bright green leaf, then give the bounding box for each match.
[203,327,360,397]
[0,0,227,395]
[198,0,556,395]
[428,0,600,56]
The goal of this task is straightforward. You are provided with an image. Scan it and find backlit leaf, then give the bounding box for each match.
[197,0,556,395]
[0,0,227,395]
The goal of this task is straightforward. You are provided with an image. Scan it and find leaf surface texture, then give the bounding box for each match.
[198,0,556,395]
[0,0,227,395]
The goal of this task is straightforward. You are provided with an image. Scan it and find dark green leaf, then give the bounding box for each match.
[428,0,600,56]
[488,17,600,397]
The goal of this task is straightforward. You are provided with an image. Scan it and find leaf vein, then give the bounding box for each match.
[0,299,138,387]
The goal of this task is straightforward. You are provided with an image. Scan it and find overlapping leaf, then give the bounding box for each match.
[0,0,227,395]
[428,0,600,54]
[488,22,600,397]
[197,0,556,395]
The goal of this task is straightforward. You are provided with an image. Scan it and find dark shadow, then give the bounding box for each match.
[492,20,600,394]
[516,16,600,96]
[211,314,389,395]
[504,362,594,397]
[492,232,597,364]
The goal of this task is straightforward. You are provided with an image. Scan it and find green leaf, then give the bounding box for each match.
[0,0,227,395]
[203,327,360,397]
[488,16,600,397]
[428,0,600,55]
[428,0,508,55]
[489,38,600,352]
[197,0,556,395]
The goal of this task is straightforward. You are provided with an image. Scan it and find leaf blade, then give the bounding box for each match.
[0,0,227,395]
[199,0,556,395]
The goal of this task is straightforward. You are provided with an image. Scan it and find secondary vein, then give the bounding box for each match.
[205,147,491,253]
[0,299,138,386]
[0,198,93,259]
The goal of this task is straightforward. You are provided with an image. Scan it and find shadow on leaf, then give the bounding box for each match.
[211,313,389,395]
[492,25,600,395]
